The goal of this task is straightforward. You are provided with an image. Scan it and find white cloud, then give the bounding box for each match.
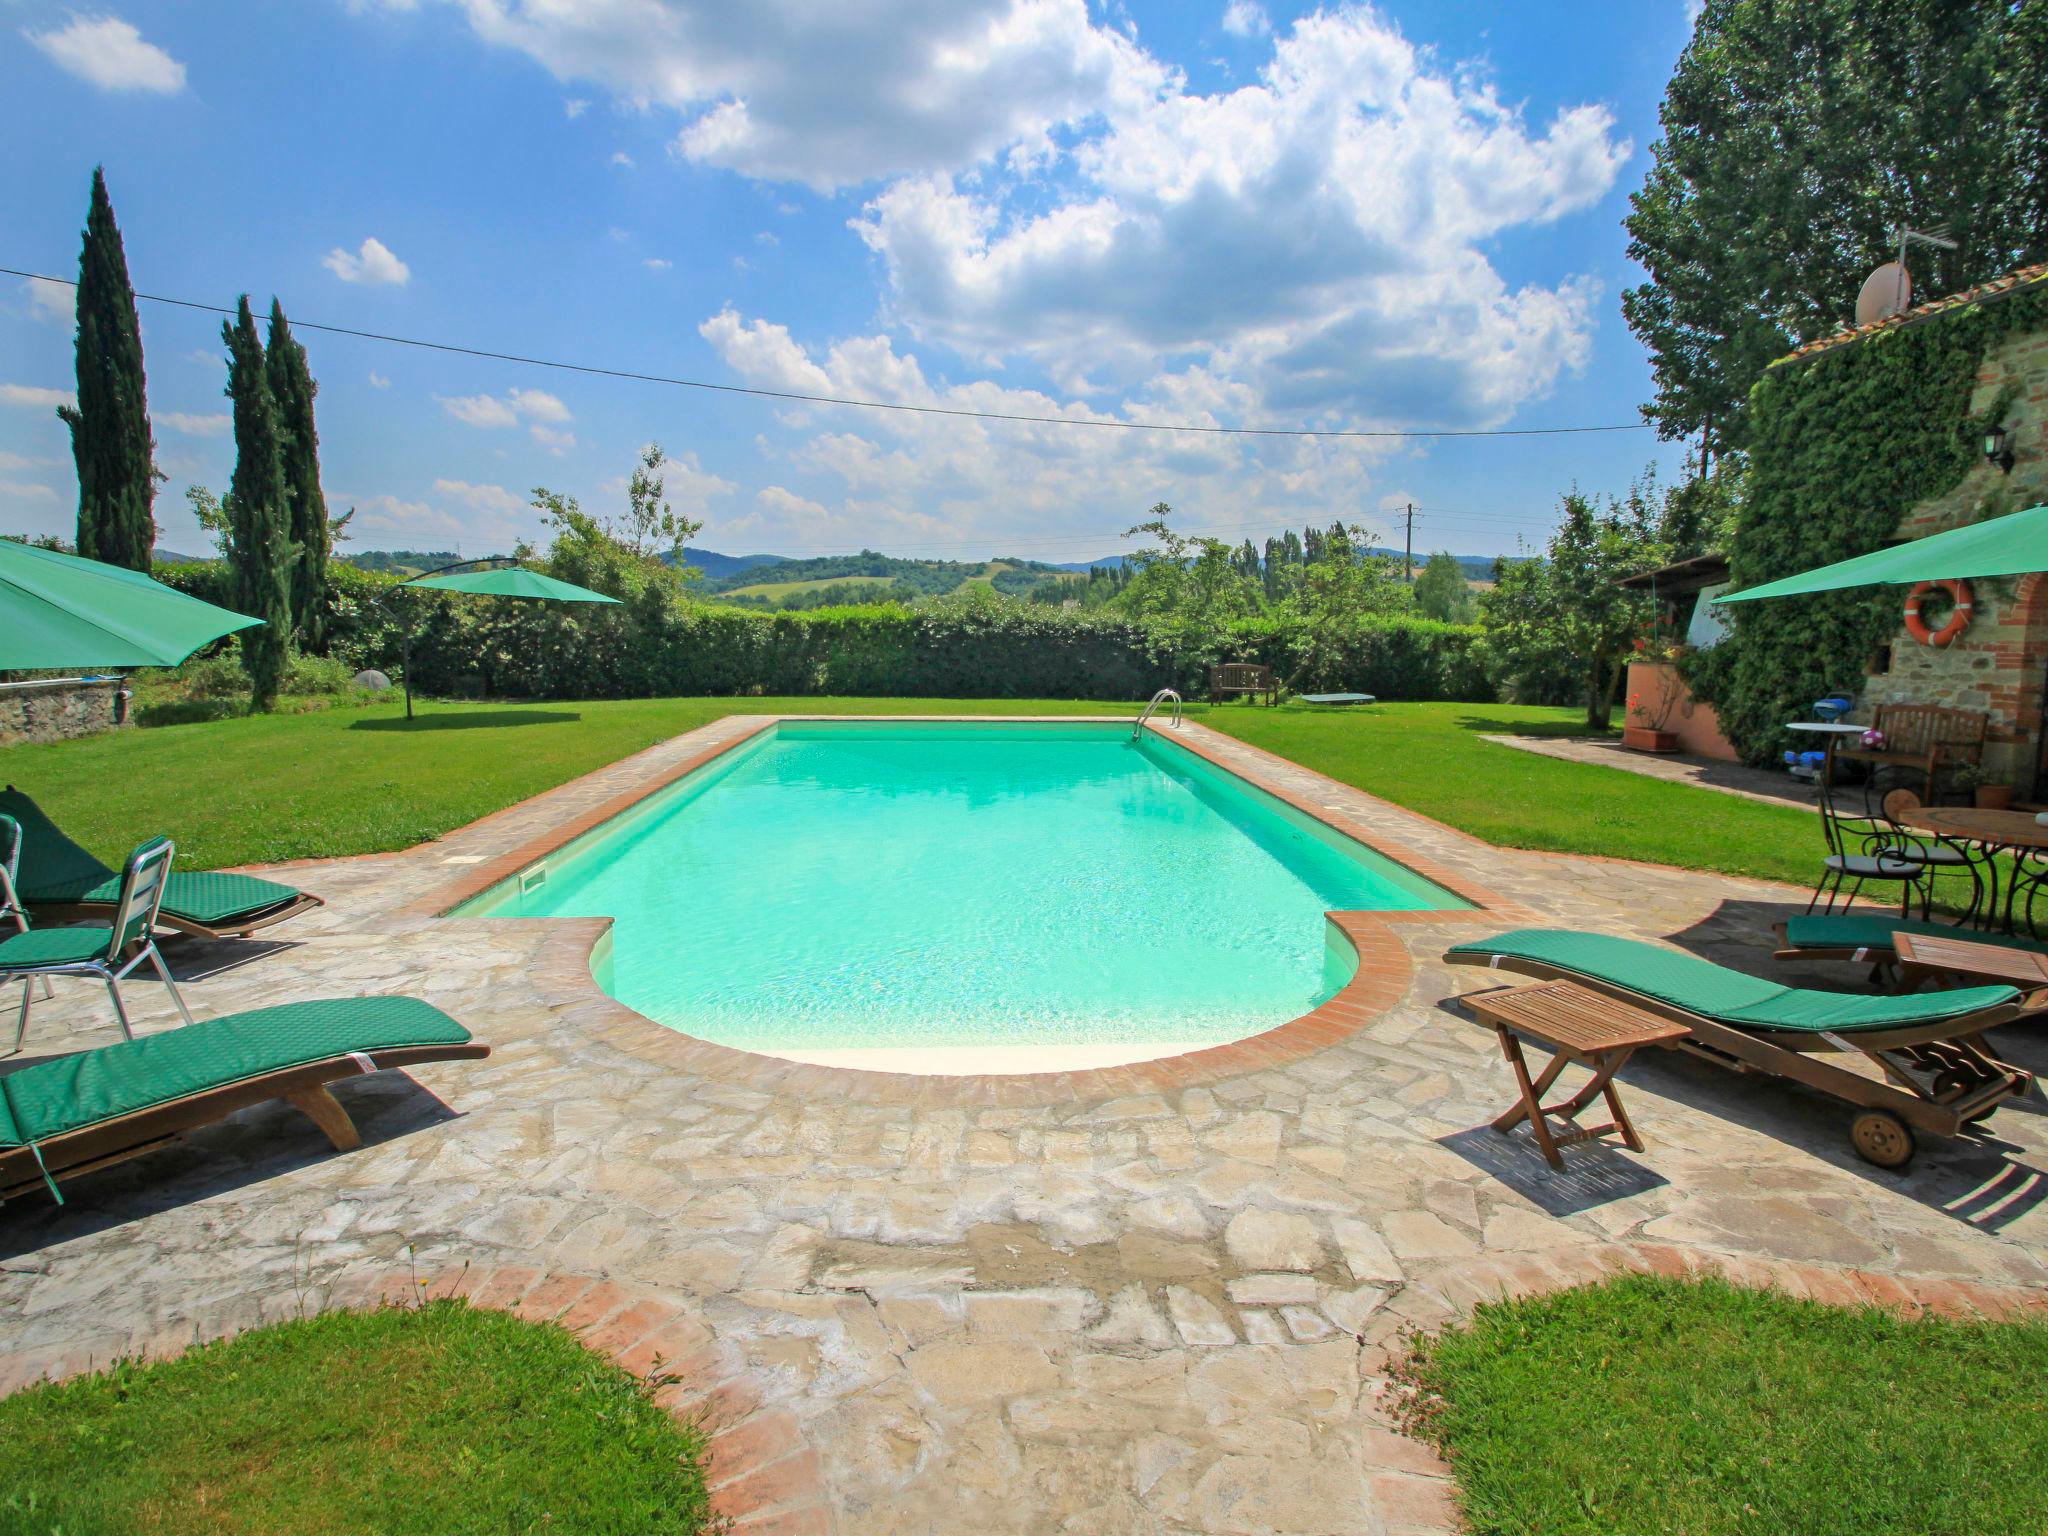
[697,307,1395,553]
[564,96,589,118]
[0,384,74,411]
[644,257,673,270]
[851,8,1625,424]
[0,480,60,503]
[159,411,231,437]
[437,392,520,429]
[342,492,459,542]
[432,478,526,512]
[27,16,187,94]
[755,230,779,246]
[0,452,50,473]
[508,388,571,424]
[606,225,631,243]
[528,423,577,453]
[322,236,411,286]
[610,150,635,168]
[368,371,392,388]
[22,277,72,323]
[385,0,1172,193]
[1221,1,1270,37]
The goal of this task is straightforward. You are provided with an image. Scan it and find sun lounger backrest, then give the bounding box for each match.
[108,837,175,956]
[0,786,116,902]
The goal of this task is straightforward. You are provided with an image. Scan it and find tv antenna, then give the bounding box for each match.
[1855,225,1958,325]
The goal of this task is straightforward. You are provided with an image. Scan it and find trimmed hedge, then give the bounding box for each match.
[155,561,1490,702]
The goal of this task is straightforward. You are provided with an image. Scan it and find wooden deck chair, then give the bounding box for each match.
[0,785,323,941]
[0,996,486,1203]
[1445,929,2036,1169]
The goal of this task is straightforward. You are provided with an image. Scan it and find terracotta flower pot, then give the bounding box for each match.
[1974,784,2014,811]
[1621,726,1680,753]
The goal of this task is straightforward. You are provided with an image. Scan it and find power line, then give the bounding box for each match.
[3,265,1654,443]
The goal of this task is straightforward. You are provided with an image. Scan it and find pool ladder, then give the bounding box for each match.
[1134,688,1183,739]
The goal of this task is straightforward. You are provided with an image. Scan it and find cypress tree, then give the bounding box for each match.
[58,167,157,570]
[222,297,294,711]
[265,299,329,649]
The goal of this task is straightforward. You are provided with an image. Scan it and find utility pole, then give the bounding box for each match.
[1404,503,1414,582]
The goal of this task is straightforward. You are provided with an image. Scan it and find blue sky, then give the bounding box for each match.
[2,1,1698,564]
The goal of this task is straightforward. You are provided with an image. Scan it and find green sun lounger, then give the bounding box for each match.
[1774,914,2046,966]
[1444,928,2036,1167]
[0,996,487,1203]
[0,786,322,940]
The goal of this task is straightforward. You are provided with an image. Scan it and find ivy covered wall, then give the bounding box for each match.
[1711,279,2048,765]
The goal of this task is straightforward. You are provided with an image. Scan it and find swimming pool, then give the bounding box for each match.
[456,722,1466,1070]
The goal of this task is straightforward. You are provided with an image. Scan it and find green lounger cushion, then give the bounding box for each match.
[0,996,471,1149]
[0,786,306,923]
[1446,929,2016,1033]
[1781,915,2047,956]
[0,925,112,970]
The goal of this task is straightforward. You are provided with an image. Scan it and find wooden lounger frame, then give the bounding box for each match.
[0,1041,488,1201]
[33,890,325,942]
[1446,950,2037,1146]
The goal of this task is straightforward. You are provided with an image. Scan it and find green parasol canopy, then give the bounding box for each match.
[403,567,619,603]
[1716,504,2048,603]
[0,538,261,669]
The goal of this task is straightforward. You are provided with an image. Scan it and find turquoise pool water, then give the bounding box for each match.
[458,723,1464,1058]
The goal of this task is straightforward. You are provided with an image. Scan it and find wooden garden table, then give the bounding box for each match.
[1460,980,1690,1170]
[1892,930,2048,993]
[1900,807,2048,935]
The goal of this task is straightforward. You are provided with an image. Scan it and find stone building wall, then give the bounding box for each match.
[0,678,132,746]
[1859,322,2048,789]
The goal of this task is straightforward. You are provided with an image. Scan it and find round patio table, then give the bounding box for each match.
[1900,807,2048,935]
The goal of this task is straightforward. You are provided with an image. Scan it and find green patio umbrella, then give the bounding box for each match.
[1715,504,2048,603]
[0,537,260,670]
[393,559,620,719]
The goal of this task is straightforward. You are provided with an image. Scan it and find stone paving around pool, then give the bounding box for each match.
[4,716,2046,1534]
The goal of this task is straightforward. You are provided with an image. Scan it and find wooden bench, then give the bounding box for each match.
[1209,662,1277,706]
[1834,703,1987,800]
[1458,980,1690,1169]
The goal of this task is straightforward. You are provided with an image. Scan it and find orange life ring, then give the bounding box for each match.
[1904,578,1973,647]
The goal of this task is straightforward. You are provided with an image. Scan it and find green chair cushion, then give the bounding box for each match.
[0,786,307,923]
[1781,915,2047,956]
[0,925,113,970]
[0,786,116,903]
[1446,929,2016,1034]
[79,870,304,926]
[0,997,471,1149]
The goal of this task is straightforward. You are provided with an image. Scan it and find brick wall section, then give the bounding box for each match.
[1865,325,2048,788]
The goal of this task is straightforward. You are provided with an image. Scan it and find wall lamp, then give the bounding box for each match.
[1984,422,2016,474]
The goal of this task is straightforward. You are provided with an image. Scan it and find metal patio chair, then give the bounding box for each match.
[1809,770,1929,917]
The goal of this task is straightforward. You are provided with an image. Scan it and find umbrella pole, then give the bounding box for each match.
[402,617,414,722]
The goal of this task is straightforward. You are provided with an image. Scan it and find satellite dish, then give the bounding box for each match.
[1856,261,1912,325]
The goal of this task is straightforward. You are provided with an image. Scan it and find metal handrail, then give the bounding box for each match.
[1133,688,1182,739]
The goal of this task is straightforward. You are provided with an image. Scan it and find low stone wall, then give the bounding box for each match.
[0,677,131,747]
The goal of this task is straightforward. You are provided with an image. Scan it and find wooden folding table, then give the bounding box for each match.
[1460,980,1690,1169]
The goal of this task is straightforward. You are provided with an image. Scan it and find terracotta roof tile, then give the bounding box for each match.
[1772,260,2048,367]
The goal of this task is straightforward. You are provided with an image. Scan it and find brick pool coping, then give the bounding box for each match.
[404,714,1541,1106]
[4,1250,2042,1536]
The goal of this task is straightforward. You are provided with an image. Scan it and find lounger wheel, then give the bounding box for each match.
[1850,1109,1916,1169]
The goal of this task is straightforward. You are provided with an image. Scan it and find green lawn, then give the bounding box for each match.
[0,1301,710,1536]
[4,694,1828,888]
[1395,1274,2048,1536]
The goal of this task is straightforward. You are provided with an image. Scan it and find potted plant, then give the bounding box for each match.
[1951,763,2013,810]
[1621,652,1684,753]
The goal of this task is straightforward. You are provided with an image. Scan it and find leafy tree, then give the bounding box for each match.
[265,300,332,648]
[1624,0,2047,456]
[1276,522,1410,690]
[1119,504,1260,670]
[1412,551,1476,624]
[528,446,704,602]
[221,297,294,710]
[59,167,157,570]
[1480,486,1665,728]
